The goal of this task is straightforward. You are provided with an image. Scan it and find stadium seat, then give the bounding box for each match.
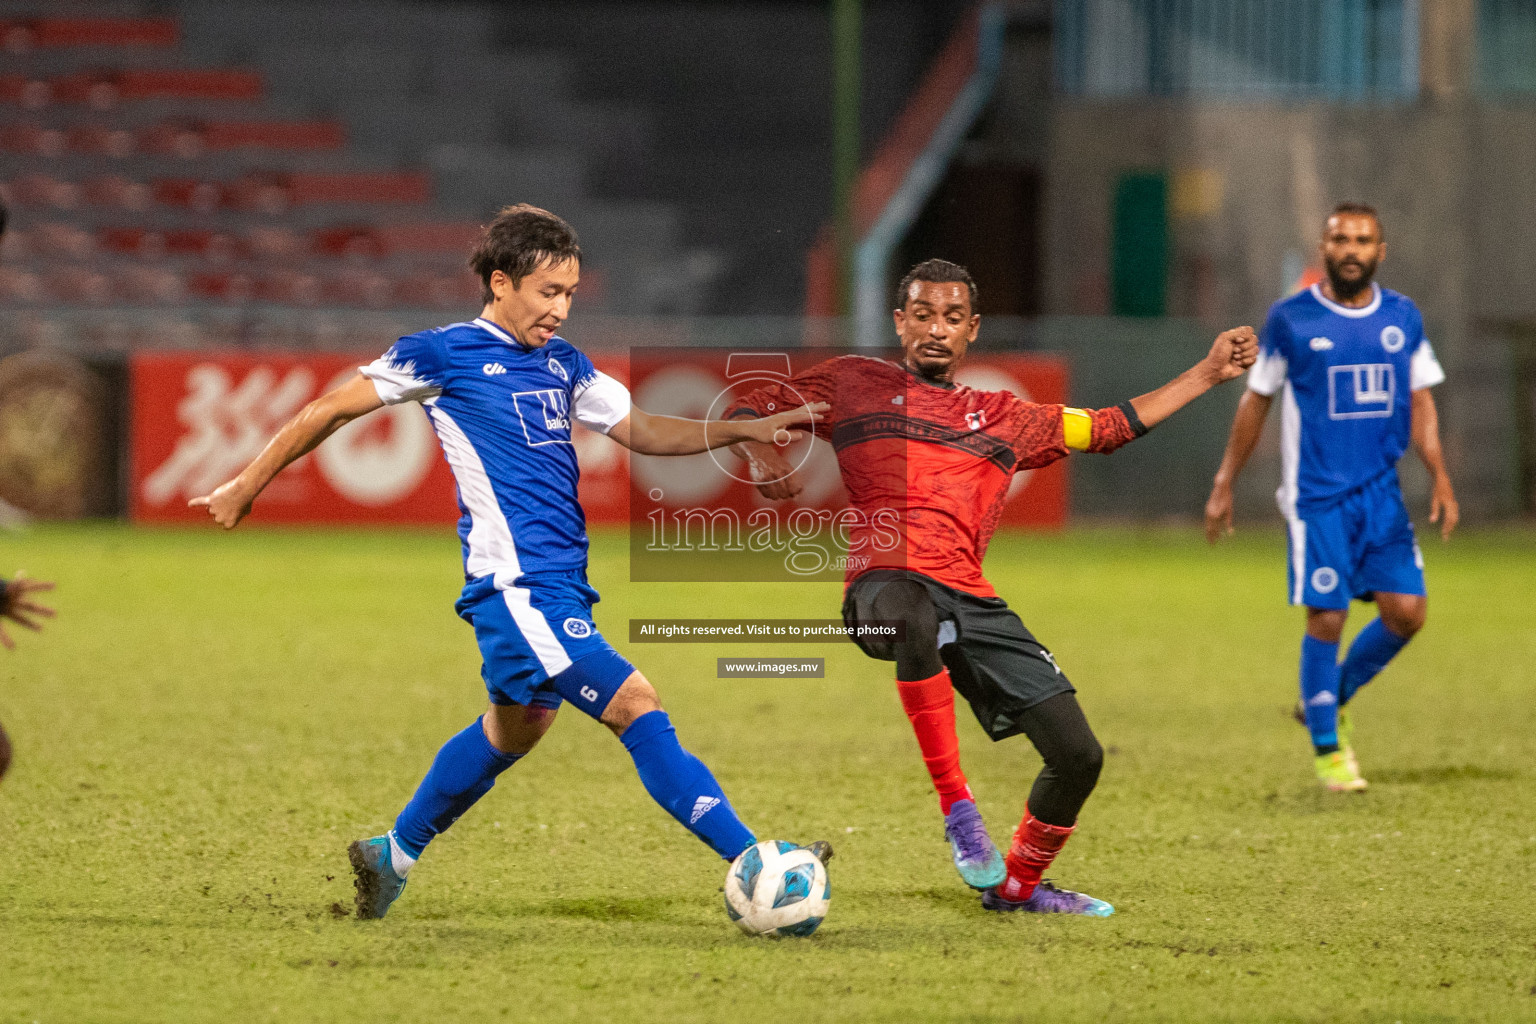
[0,18,178,54]
[49,69,263,108]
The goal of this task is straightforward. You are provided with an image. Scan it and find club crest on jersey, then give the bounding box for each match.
[512,389,572,445]
[547,358,569,382]
[563,617,592,638]
[1309,337,1334,351]
[483,362,508,375]
[1380,325,1406,353]
[965,410,987,431]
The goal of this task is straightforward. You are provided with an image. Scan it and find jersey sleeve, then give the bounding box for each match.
[725,359,839,442]
[1009,402,1142,470]
[1247,305,1291,396]
[1408,309,1446,390]
[571,352,632,435]
[360,330,448,405]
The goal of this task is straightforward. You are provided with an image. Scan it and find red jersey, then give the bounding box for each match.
[730,355,1141,597]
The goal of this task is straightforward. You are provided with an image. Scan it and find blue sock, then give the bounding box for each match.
[1300,635,1342,753]
[621,710,756,860]
[393,718,522,858]
[1340,618,1411,705]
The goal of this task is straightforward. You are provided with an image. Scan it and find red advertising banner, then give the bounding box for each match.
[129,350,1067,527]
[129,351,459,524]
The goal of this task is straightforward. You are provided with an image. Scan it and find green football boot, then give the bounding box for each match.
[1314,750,1367,793]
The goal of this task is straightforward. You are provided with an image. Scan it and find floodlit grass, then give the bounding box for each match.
[2,523,1534,1023]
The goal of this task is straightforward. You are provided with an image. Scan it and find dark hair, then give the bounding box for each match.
[469,204,581,303]
[896,258,978,312]
[1329,201,1383,239]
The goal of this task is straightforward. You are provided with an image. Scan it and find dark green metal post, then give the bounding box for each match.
[832,0,861,318]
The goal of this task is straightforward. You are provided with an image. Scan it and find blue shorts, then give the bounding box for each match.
[455,570,635,718]
[1287,475,1425,610]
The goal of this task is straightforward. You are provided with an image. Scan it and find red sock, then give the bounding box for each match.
[895,670,973,815]
[998,811,1075,902]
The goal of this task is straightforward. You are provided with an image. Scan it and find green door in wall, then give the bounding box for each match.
[1112,172,1168,317]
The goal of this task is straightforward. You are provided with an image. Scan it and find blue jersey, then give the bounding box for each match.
[1248,283,1444,515]
[360,317,631,587]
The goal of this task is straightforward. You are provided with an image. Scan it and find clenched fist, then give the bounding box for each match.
[1204,326,1259,383]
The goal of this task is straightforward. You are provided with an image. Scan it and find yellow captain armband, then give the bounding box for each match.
[1062,407,1093,450]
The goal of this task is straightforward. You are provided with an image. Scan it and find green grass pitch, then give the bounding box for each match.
[1,523,1534,1023]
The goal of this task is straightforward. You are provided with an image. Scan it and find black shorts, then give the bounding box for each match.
[841,569,1074,742]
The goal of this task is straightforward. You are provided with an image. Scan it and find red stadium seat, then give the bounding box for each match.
[0,75,52,108]
[151,177,225,213]
[113,265,187,303]
[243,227,307,261]
[51,69,263,108]
[324,269,395,307]
[284,172,431,206]
[0,123,64,157]
[186,271,255,303]
[1,18,178,53]
[5,173,80,209]
[372,222,482,255]
[202,120,345,152]
[311,225,383,259]
[66,123,137,158]
[80,175,152,210]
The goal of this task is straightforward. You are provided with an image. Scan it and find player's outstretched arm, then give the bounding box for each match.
[1127,326,1257,433]
[1204,389,1273,543]
[605,402,829,457]
[1411,387,1458,541]
[188,374,384,529]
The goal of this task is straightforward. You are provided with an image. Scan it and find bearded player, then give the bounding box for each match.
[1204,203,1457,793]
[729,259,1256,915]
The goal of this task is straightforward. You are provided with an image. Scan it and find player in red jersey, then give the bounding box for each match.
[729,259,1256,914]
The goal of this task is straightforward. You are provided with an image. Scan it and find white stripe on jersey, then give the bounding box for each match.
[426,404,523,587]
[1309,282,1381,318]
[1277,381,1302,519]
[501,587,573,676]
[1410,338,1446,390]
[1289,516,1307,605]
[474,317,517,345]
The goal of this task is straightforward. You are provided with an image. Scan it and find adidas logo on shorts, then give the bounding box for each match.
[690,796,720,824]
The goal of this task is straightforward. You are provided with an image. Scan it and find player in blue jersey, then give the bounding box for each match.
[190,205,830,918]
[1204,203,1458,792]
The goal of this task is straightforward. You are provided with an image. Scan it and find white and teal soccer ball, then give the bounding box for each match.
[723,840,830,937]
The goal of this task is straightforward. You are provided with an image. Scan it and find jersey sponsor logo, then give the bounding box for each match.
[1311,566,1339,593]
[1309,336,1334,351]
[563,617,592,638]
[483,362,508,376]
[965,410,988,431]
[1327,363,1395,420]
[511,389,572,445]
[1380,325,1406,353]
[547,358,569,382]
[689,795,720,824]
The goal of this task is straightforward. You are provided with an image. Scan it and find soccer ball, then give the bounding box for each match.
[723,840,830,937]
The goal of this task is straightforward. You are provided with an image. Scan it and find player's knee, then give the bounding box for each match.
[877,581,941,647]
[1305,608,1347,644]
[1066,734,1105,794]
[1383,600,1426,638]
[601,672,662,736]
[483,702,558,756]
